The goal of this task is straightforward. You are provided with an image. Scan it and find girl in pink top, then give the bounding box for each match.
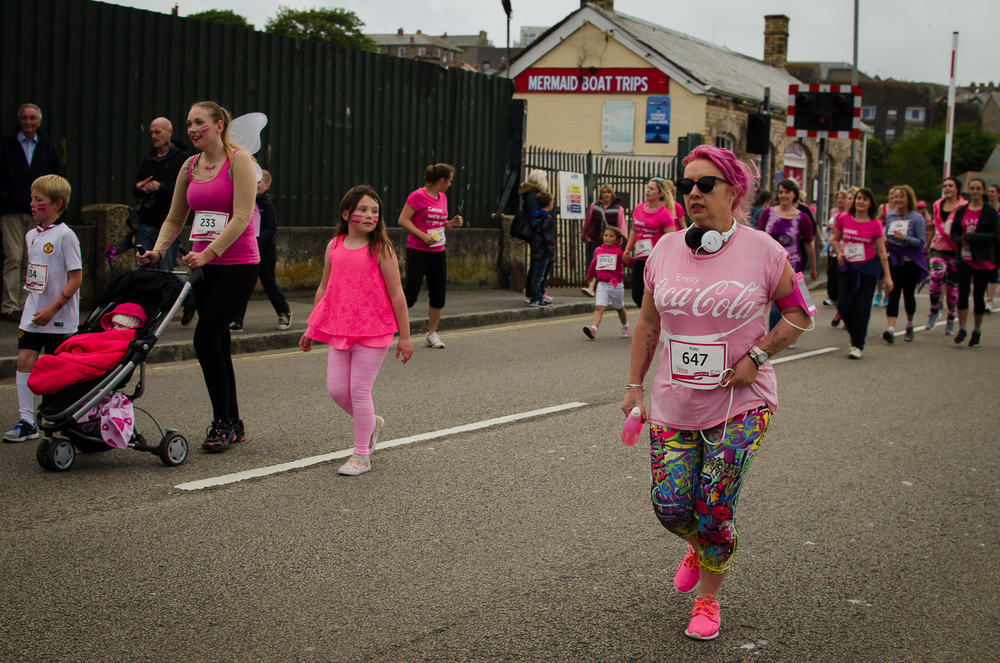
[397,164,464,350]
[582,226,631,339]
[625,178,679,308]
[300,185,412,476]
[924,177,967,334]
[830,188,893,358]
[622,145,810,641]
[138,101,261,453]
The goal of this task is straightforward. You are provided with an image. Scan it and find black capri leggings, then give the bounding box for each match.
[404,247,447,310]
[886,260,921,318]
[192,263,259,423]
[957,261,990,315]
[631,259,647,308]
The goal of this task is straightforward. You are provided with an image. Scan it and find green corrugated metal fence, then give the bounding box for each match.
[0,0,514,227]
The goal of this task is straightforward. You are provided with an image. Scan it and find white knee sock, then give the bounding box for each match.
[16,372,34,423]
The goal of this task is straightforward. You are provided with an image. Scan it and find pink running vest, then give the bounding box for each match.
[187,149,260,265]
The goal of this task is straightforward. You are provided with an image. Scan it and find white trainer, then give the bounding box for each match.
[426,332,445,349]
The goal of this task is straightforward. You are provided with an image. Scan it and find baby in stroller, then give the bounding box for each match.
[29,269,194,471]
[30,303,146,449]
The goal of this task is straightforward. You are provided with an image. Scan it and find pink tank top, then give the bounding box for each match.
[305,237,398,348]
[187,149,260,265]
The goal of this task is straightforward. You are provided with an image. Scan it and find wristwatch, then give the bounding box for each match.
[747,346,769,369]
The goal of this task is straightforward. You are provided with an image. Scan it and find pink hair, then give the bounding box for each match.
[681,145,759,221]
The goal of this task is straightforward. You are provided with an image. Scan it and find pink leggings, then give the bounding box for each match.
[326,344,388,455]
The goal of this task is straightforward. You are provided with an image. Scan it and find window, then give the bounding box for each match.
[715,134,734,151]
[905,107,926,122]
[887,109,897,118]
[861,107,876,120]
[482,61,491,72]
[885,128,896,143]
[398,47,405,57]
[418,47,426,56]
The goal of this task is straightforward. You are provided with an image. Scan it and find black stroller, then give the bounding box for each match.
[34,262,201,471]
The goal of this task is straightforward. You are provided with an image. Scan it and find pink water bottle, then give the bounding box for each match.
[621,407,643,446]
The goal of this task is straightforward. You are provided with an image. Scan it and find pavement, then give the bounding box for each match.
[0,285,632,379]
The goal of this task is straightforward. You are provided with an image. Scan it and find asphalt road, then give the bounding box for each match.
[1,300,997,663]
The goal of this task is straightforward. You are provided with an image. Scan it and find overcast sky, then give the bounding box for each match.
[110,0,997,87]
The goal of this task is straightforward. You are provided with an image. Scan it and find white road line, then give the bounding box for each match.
[174,401,588,491]
[771,347,840,364]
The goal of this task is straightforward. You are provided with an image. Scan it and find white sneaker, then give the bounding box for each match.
[542,293,553,303]
[425,332,445,348]
[621,324,630,337]
[848,346,863,360]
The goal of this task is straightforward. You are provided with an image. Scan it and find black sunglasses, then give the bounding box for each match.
[676,176,732,195]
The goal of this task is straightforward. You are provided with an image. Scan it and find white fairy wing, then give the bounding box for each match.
[228,112,267,155]
[228,112,267,181]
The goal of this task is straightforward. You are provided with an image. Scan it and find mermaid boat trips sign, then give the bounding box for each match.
[515,68,669,94]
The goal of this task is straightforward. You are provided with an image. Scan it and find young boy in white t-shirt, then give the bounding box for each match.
[3,175,82,443]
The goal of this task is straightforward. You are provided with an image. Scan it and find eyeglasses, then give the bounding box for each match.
[676,176,732,195]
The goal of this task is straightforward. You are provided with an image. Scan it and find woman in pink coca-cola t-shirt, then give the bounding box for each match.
[620,145,810,642]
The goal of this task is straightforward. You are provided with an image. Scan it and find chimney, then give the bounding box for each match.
[581,0,614,10]
[763,15,789,67]
[416,29,422,34]
[397,28,404,36]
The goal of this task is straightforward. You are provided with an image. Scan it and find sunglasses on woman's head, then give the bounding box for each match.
[676,176,732,195]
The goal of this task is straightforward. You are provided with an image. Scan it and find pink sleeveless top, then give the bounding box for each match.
[187,149,260,265]
[305,237,398,349]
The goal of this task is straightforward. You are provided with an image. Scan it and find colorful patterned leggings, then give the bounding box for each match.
[927,250,958,318]
[649,407,771,574]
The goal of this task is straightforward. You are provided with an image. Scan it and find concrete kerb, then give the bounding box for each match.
[0,300,608,379]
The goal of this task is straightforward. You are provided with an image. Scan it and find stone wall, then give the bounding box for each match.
[73,206,514,309]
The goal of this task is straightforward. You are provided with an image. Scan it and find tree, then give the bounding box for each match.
[187,9,253,30]
[864,123,999,204]
[264,6,377,52]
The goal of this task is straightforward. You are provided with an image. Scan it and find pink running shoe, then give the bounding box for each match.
[685,594,721,640]
[673,545,700,593]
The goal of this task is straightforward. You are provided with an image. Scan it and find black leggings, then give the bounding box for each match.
[957,261,990,316]
[826,253,839,302]
[404,248,446,309]
[838,270,878,350]
[631,259,647,308]
[886,260,921,318]
[192,263,259,423]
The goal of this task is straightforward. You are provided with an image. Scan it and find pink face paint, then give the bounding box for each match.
[34,203,47,213]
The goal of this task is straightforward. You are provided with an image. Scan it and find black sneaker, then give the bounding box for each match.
[969,329,981,347]
[882,329,895,344]
[229,321,243,332]
[277,312,291,330]
[830,313,841,327]
[232,419,247,443]
[954,328,968,344]
[202,420,235,452]
[182,307,196,326]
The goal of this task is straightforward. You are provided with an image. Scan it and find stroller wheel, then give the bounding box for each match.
[45,439,75,472]
[36,438,53,470]
[158,433,188,467]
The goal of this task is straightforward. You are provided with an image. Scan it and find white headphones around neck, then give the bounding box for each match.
[684,219,737,254]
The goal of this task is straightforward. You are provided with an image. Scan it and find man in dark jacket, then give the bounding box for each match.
[133,117,195,323]
[0,103,65,321]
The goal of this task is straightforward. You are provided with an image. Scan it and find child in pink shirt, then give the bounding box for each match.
[300,185,412,476]
[583,226,632,339]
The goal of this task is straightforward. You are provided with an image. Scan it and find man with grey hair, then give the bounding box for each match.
[132,116,195,323]
[0,103,65,322]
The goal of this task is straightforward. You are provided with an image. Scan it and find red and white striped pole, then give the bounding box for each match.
[943,32,959,179]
